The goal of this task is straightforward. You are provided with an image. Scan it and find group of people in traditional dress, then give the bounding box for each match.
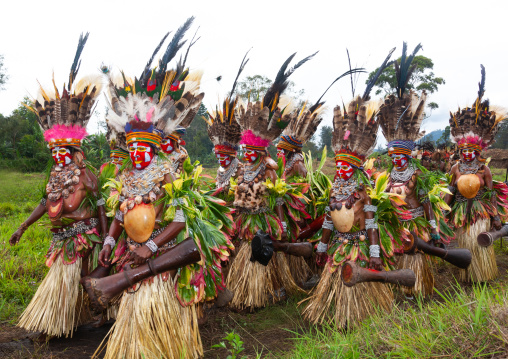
[8,19,508,358]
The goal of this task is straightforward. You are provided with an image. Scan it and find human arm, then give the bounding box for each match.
[315,213,333,266]
[98,216,124,266]
[484,166,502,230]
[364,193,382,270]
[9,201,47,245]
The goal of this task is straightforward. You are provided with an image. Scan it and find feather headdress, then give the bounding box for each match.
[103,18,204,148]
[27,33,100,149]
[377,43,427,155]
[449,65,508,152]
[331,48,396,167]
[205,51,249,156]
[278,67,367,152]
[332,97,381,168]
[237,51,317,150]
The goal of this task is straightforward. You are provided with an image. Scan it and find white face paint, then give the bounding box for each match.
[216,153,232,167]
[52,146,72,167]
[128,142,153,169]
[391,154,408,170]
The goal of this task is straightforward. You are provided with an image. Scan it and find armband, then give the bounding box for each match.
[276,197,284,206]
[115,210,124,222]
[104,235,116,247]
[40,198,47,206]
[145,239,159,253]
[322,217,335,231]
[363,205,378,213]
[281,221,287,233]
[316,241,328,253]
[428,219,437,229]
[447,185,456,194]
[97,198,106,206]
[365,218,378,230]
[369,244,380,258]
[173,209,185,223]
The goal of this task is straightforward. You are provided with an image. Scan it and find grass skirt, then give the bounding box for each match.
[95,275,202,359]
[457,218,498,282]
[288,255,313,287]
[301,263,393,328]
[396,253,434,297]
[227,241,304,311]
[17,257,91,337]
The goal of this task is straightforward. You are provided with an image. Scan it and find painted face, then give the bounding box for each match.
[216,153,233,167]
[335,160,354,180]
[161,138,176,154]
[129,142,154,170]
[244,149,259,164]
[111,156,124,167]
[52,146,72,167]
[461,149,476,162]
[391,154,408,169]
[277,148,286,159]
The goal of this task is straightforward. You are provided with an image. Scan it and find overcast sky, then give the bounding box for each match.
[2,0,507,147]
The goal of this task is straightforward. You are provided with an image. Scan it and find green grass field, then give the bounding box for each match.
[1,168,508,358]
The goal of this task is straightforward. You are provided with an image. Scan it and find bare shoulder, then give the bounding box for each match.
[264,157,278,170]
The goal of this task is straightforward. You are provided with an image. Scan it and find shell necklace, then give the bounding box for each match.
[459,159,480,175]
[217,157,239,189]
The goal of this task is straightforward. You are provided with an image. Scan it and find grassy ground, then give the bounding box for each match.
[1,168,508,358]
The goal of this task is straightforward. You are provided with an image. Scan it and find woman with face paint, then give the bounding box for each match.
[303,47,417,327]
[9,34,109,339]
[303,93,406,327]
[377,43,455,298]
[226,52,318,311]
[83,21,233,359]
[275,105,324,287]
[444,65,508,283]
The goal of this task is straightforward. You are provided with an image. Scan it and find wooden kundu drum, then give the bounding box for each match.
[340,261,416,287]
[404,231,472,269]
[477,224,508,247]
[81,238,200,312]
[250,230,313,266]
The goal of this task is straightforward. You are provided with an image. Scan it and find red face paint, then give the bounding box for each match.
[335,160,354,180]
[216,153,233,167]
[461,149,476,162]
[277,148,286,159]
[244,149,259,164]
[129,142,154,170]
[391,154,408,169]
[52,146,72,167]
[161,138,176,154]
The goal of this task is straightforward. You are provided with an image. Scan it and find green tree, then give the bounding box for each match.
[184,103,215,165]
[436,126,451,146]
[0,54,8,91]
[236,75,305,104]
[366,55,445,109]
[319,126,333,156]
[492,122,508,149]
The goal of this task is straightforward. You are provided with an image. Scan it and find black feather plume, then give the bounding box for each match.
[229,49,251,98]
[68,32,89,91]
[478,64,486,101]
[177,26,201,78]
[310,68,366,113]
[158,17,194,77]
[396,42,422,98]
[362,47,396,100]
[139,32,170,86]
[263,51,318,110]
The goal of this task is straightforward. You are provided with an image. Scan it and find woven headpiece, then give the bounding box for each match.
[104,17,204,149]
[237,51,317,150]
[28,33,100,150]
[449,65,507,152]
[377,43,427,155]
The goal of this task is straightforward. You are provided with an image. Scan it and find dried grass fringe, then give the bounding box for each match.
[396,252,434,297]
[226,242,305,311]
[300,263,393,328]
[288,254,313,287]
[457,218,498,282]
[95,275,202,359]
[17,257,88,338]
